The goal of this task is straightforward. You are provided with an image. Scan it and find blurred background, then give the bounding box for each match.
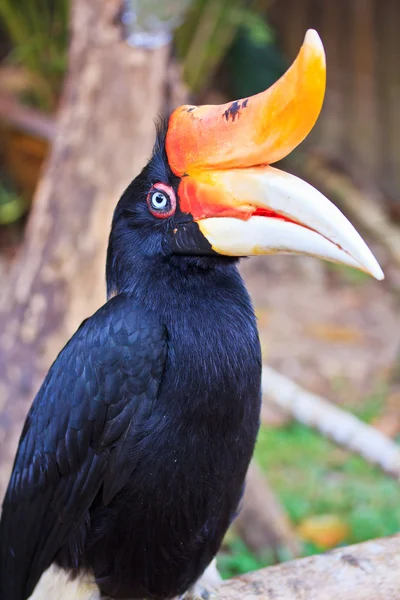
[0,0,400,580]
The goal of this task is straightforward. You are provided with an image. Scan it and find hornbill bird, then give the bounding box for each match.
[0,30,383,600]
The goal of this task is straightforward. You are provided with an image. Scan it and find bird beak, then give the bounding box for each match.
[166,30,384,280]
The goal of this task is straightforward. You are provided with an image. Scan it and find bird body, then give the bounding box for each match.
[0,30,383,600]
[1,260,261,600]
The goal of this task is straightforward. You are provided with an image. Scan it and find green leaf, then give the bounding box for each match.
[0,0,68,112]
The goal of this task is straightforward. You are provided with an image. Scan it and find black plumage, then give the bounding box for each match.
[0,124,261,600]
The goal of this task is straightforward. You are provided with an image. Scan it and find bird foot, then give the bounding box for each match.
[179,584,218,600]
[179,559,221,600]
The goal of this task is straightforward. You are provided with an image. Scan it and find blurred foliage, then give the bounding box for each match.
[219,531,295,579]
[175,0,243,93]
[256,420,400,545]
[0,177,26,225]
[0,0,68,112]
[226,12,286,98]
[175,0,281,94]
[0,0,282,107]
[218,537,271,579]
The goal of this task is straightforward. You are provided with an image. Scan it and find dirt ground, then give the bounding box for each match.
[240,240,400,410]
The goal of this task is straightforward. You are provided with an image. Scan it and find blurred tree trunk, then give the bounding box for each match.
[0,0,170,501]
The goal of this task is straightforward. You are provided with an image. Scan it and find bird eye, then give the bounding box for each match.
[151,191,169,210]
[147,183,176,219]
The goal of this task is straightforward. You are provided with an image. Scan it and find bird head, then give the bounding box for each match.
[109,29,383,290]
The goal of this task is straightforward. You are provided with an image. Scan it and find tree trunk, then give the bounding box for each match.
[0,0,170,501]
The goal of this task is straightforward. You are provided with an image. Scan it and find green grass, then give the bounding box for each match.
[218,419,400,578]
[218,538,270,579]
[350,383,388,423]
[255,423,400,541]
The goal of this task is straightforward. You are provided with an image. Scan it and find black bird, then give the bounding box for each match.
[0,30,382,600]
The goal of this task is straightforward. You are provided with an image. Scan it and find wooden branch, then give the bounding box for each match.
[0,0,170,501]
[262,366,400,479]
[0,93,56,141]
[234,463,300,559]
[219,534,400,600]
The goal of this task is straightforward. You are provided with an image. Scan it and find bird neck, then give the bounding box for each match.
[107,238,261,426]
[106,229,243,324]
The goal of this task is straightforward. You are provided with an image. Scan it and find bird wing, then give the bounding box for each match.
[0,294,167,600]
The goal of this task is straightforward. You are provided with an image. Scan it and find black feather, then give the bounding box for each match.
[0,124,262,600]
[0,295,167,599]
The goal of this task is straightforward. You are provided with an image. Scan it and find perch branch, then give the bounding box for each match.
[219,534,400,600]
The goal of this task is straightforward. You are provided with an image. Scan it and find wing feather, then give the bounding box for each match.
[0,294,167,600]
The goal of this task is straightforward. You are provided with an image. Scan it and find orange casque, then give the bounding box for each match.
[165,30,326,221]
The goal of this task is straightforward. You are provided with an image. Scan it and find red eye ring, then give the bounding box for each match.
[146,183,176,219]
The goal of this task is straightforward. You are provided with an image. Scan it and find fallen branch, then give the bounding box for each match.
[297,154,400,268]
[262,366,400,479]
[234,462,300,559]
[219,534,400,600]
